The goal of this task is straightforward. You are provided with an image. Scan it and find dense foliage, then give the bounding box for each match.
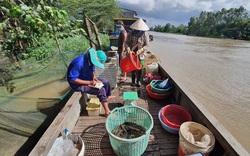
[0,0,116,92]
[0,0,120,61]
[151,24,187,34]
[152,6,250,40]
[58,0,121,33]
[0,0,84,63]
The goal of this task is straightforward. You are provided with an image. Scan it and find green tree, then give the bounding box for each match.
[175,24,187,34]
[153,25,163,32]
[187,17,196,35]
[150,6,250,41]
[0,1,84,64]
[186,6,250,40]
[242,20,250,40]
[58,0,121,32]
[164,23,171,32]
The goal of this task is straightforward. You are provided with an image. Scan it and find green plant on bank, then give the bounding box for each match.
[98,33,110,51]
[0,1,111,94]
[0,1,86,92]
[58,0,121,33]
[28,36,92,63]
[0,1,85,64]
[0,34,109,94]
[25,34,109,65]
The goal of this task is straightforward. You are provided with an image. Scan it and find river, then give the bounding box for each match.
[148,31,250,153]
[0,80,70,155]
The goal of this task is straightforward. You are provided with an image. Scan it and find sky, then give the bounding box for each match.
[117,0,250,27]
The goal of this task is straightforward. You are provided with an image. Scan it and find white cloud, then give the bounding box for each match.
[118,0,250,27]
[119,0,156,11]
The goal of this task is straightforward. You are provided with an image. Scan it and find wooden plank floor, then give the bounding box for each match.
[72,75,179,156]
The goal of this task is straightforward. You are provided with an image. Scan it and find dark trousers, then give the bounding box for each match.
[131,69,142,84]
[75,78,111,103]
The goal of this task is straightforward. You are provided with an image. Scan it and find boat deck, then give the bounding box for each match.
[29,66,250,156]
[71,75,179,156]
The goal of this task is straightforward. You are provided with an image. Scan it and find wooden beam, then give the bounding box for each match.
[29,92,82,156]
[83,14,103,50]
[84,14,95,49]
[93,24,103,50]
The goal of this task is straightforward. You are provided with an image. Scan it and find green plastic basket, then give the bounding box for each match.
[105,106,154,156]
[150,80,171,94]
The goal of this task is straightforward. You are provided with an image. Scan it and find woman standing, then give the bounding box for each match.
[125,18,150,87]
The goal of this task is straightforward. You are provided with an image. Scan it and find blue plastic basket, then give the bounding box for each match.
[158,108,179,134]
[150,80,171,94]
[106,106,154,156]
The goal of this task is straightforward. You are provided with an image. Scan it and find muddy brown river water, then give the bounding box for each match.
[148,31,250,153]
[0,80,70,155]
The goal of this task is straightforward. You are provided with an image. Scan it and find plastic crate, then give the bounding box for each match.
[106,106,154,156]
[95,55,118,89]
[150,80,171,94]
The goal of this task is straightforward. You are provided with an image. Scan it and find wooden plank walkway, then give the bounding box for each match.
[72,75,179,156]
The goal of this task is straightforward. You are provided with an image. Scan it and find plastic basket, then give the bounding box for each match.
[161,104,192,129]
[158,108,179,134]
[146,84,171,100]
[150,80,171,94]
[120,52,141,73]
[106,106,154,156]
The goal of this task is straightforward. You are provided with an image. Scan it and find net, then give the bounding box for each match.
[0,36,89,155]
[0,50,85,111]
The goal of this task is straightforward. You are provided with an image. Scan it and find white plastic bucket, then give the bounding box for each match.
[48,134,85,156]
[178,122,215,156]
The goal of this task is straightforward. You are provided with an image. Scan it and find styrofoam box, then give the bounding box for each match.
[87,109,100,116]
[145,62,159,73]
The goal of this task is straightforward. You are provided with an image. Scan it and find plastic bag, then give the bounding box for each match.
[143,73,162,84]
[48,138,75,156]
[155,78,170,89]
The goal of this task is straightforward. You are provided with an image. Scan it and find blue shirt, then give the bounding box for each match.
[67,54,94,90]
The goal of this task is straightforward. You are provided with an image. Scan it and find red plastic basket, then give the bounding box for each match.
[161,104,192,129]
[146,84,171,100]
[120,51,141,73]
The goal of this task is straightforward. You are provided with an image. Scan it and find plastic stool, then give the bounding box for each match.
[123,92,138,106]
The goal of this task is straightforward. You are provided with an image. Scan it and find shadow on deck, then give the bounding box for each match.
[72,74,179,156]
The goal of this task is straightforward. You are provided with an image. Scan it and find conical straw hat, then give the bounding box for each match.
[130,18,149,31]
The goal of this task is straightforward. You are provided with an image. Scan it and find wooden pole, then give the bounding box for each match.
[84,14,96,49]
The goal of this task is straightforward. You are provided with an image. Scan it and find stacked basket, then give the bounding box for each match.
[158,104,192,134]
[146,79,171,100]
[150,79,171,94]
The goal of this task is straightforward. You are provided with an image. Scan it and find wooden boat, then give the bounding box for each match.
[29,60,249,156]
